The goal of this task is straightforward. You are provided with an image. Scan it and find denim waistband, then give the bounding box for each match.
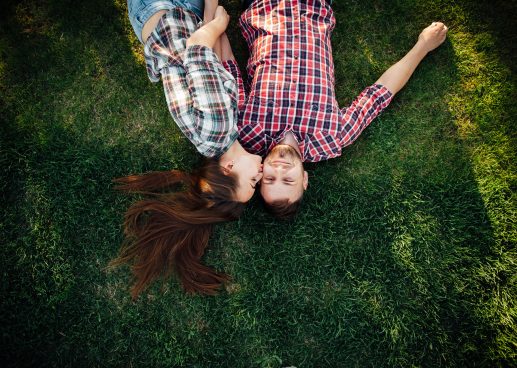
[128,0,203,43]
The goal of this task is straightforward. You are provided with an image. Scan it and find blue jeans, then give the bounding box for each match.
[128,0,204,43]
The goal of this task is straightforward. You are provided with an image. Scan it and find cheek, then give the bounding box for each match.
[259,183,269,197]
[263,164,275,175]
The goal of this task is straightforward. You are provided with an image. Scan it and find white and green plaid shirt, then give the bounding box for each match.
[144,7,243,158]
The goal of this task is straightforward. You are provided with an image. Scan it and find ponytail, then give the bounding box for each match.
[110,159,246,299]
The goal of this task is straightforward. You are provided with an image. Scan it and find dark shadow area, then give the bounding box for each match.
[0,0,190,365]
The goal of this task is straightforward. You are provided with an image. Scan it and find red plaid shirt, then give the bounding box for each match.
[238,0,393,162]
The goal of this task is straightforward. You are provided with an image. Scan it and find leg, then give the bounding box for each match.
[202,0,223,59]
[127,0,175,43]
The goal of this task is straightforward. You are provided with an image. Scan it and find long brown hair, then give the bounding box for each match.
[110,159,246,299]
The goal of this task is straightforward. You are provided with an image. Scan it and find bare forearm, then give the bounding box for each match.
[186,5,228,49]
[376,22,448,95]
[204,0,218,22]
[220,33,235,61]
[375,42,428,95]
[186,20,224,48]
[202,0,222,57]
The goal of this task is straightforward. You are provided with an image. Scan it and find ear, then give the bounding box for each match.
[302,170,309,190]
[221,160,235,175]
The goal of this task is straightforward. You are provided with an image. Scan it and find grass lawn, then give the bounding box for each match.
[1,0,516,366]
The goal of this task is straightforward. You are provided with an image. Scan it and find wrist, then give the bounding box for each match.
[413,41,429,58]
[186,29,215,48]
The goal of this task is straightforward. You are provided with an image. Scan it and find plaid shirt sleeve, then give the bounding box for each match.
[160,45,239,157]
[222,60,246,112]
[339,84,393,148]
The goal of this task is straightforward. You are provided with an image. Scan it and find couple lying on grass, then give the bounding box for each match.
[110,0,448,298]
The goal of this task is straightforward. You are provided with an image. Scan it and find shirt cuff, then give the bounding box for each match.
[369,83,394,104]
[214,130,240,158]
[199,129,239,158]
[183,45,220,68]
[222,59,239,71]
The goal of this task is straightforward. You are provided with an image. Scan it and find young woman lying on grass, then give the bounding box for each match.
[111,0,263,299]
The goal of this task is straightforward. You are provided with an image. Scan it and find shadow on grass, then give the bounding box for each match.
[1,0,515,367]
[0,0,193,365]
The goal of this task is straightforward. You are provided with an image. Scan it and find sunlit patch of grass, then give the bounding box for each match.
[113,0,145,66]
[445,5,517,363]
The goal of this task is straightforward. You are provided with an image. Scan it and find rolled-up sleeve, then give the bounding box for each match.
[222,59,246,112]
[339,83,393,148]
[142,9,239,158]
[181,45,238,157]
[159,45,238,157]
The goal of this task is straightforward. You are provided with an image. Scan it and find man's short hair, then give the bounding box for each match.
[263,197,303,220]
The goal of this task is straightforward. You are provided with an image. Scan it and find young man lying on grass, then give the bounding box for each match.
[237,0,448,218]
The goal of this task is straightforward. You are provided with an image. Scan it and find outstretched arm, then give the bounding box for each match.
[376,22,448,95]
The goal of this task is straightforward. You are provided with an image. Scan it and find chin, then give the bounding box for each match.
[269,144,301,161]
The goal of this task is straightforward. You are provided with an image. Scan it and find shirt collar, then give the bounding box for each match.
[266,129,306,162]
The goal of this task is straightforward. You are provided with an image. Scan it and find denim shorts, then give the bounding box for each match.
[128,0,204,43]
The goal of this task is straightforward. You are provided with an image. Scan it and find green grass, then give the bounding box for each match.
[1,0,516,366]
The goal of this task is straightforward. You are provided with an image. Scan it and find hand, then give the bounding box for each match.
[186,6,229,48]
[214,6,230,29]
[417,22,448,54]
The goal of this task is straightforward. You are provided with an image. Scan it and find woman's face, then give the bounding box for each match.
[230,152,263,202]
